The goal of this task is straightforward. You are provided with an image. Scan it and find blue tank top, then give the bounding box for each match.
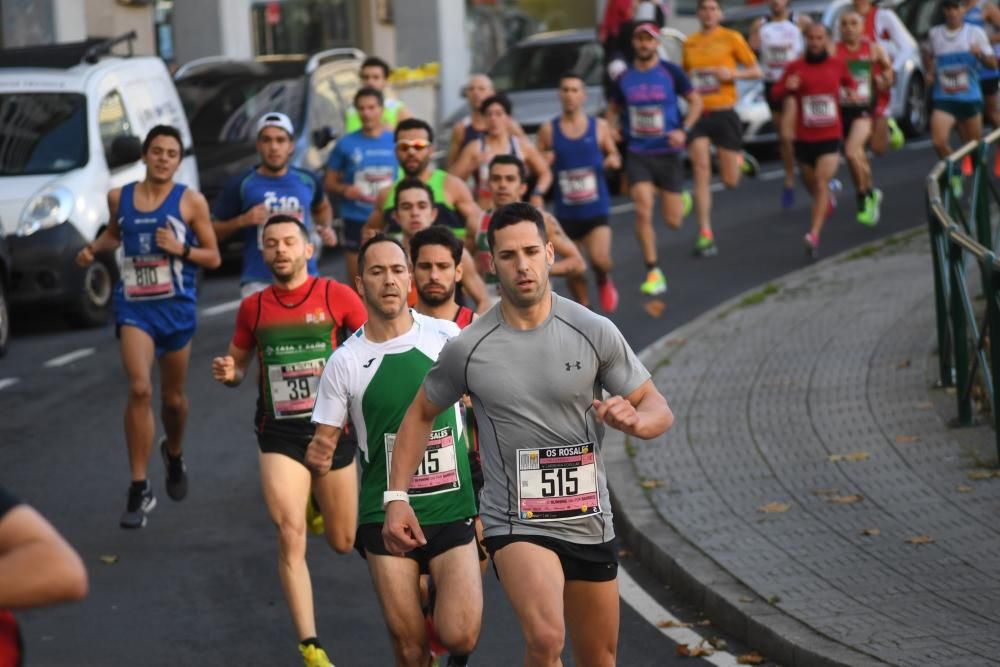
[965,1,1000,80]
[932,26,983,104]
[551,116,610,220]
[115,182,198,304]
[461,117,485,149]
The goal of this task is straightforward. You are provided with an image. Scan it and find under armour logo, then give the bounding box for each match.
[565,361,582,371]
[363,358,376,368]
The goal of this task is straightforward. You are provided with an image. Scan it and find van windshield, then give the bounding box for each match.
[0,93,88,176]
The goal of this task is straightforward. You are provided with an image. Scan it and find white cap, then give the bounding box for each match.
[256,112,295,137]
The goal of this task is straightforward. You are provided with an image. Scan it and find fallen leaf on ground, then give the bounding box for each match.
[656,619,691,628]
[915,401,934,410]
[644,299,666,318]
[905,535,935,545]
[827,494,864,505]
[738,652,766,665]
[665,337,687,345]
[897,359,911,369]
[828,451,871,463]
[639,479,663,490]
[707,637,728,650]
[957,485,974,493]
[861,528,881,537]
[676,644,715,657]
[895,434,919,444]
[767,594,782,604]
[696,619,712,626]
[812,488,838,496]
[967,469,1000,481]
[738,595,755,603]
[758,501,791,513]
[99,554,119,565]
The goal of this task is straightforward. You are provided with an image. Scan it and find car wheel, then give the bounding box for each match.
[0,279,9,358]
[899,75,928,138]
[67,255,114,327]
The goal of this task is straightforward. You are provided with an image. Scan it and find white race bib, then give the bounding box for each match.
[122,255,174,301]
[516,444,601,522]
[940,67,970,94]
[764,45,793,67]
[385,427,461,496]
[802,94,838,127]
[691,69,721,95]
[558,168,599,206]
[267,359,324,419]
[628,105,666,138]
[354,166,395,200]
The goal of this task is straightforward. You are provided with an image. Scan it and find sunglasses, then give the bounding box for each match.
[396,139,431,152]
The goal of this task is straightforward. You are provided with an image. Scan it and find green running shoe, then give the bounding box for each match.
[640,267,667,296]
[693,232,718,257]
[888,118,905,150]
[681,190,693,218]
[856,189,882,226]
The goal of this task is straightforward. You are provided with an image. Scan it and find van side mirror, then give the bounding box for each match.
[107,135,143,169]
[312,127,337,149]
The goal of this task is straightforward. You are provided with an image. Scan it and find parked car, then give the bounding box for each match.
[892,0,944,42]
[0,219,10,357]
[0,32,199,326]
[173,49,363,260]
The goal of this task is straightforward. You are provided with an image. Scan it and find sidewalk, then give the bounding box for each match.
[607,228,1000,667]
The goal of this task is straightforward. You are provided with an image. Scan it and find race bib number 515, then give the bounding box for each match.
[516,443,601,521]
[385,427,460,496]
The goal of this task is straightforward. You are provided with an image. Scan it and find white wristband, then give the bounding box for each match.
[382,490,410,509]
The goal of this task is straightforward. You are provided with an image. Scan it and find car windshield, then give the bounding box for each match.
[175,63,306,146]
[0,93,88,176]
[490,39,603,92]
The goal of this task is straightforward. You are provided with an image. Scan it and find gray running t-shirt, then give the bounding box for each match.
[423,293,651,544]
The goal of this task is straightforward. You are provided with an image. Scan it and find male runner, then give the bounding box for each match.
[683,0,762,258]
[76,125,221,529]
[537,72,622,312]
[345,56,411,133]
[384,202,673,667]
[472,155,586,302]
[608,17,701,295]
[751,0,807,208]
[450,94,553,210]
[306,235,482,667]
[213,112,336,297]
[367,118,482,244]
[326,87,398,285]
[927,0,996,195]
[773,24,858,258]
[212,215,366,667]
[963,0,1000,129]
[446,74,525,167]
[836,10,893,225]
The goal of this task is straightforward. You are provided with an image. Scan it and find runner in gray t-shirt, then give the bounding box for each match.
[383,202,673,666]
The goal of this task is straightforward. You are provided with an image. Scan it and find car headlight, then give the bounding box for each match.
[18,187,74,237]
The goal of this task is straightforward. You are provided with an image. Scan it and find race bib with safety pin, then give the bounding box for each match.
[516,443,601,521]
[764,45,792,68]
[122,255,174,301]
[267,358,325,419]
[558,168,599,206]
[629,105,666,138]
[802,94,838,127]
[385,427,460,496]
[355,166,395,200]
[691,69,721,95]
[940,67,970,94]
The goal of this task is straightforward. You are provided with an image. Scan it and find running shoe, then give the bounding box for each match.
[306,495,324,536]
[681,190,693,218]
[639,268,667,296]
[598,277,620,313]
[740,151,760,177]
[860,188,883,226]
[120,481,156,529]
[888,118,905,150]
[803,232,820,259]
[781,185,795,209]
[299,643,333,667]
[693,231,718,257]
[160,437,188,501]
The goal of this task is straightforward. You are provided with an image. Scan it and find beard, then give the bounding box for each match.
[805,49,828,64]
[417,282,456,306]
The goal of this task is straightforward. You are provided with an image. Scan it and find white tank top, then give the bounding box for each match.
[759,18,804,82]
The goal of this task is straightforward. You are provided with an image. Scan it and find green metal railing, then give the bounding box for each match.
[927,127,1000,460]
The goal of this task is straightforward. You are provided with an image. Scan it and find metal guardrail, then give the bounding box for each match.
[927,126,1000,460]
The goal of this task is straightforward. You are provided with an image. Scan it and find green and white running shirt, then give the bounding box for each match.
[312,311,477,525]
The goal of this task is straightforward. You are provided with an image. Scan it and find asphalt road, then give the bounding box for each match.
[0,141,937,666]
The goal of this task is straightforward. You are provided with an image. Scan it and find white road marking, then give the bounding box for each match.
[0,378,20,391]
[43,348,95,368]
[906,138,933,150]
[618,567,741,666]
[201,299,242,317]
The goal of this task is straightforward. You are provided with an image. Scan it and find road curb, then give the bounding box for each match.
[605,232,928,667]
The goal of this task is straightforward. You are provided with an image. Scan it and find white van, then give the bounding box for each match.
[0,33,198,326]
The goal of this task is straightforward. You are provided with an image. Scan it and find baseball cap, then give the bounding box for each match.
[634,21,660,37]
[256,112,295,137]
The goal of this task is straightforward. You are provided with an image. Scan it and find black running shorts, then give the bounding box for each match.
[688,109,743,152]
[561,215,609,241]
[356,518,476,574]
[794,139,841,168]
[484,534,619,582]
[626,151,684,193]
[257,426,357,471]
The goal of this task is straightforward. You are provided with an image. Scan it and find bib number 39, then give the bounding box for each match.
[516,444,601,521]
[267,359,324,419]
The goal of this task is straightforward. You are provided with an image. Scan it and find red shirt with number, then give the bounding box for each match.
[772,56,856,142]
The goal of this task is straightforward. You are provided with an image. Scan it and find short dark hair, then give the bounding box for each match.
[358,233,406,275]
[559,71,585,85]
[394,177,435,206]
[394,117,434,143]
[262,214,309,241]
[142,125,182,154]
[480,93,512,116]
[696,0,720,8]
[410,225,463,268]
[354,86,384,109]
[488,154,527,183]
[361,56,391,78]
[487,202,547,252]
